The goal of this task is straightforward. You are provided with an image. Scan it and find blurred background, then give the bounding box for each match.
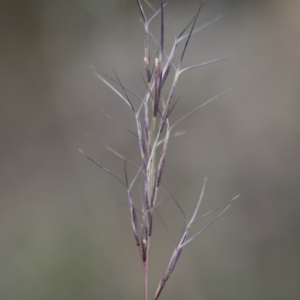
[1,0,300,299]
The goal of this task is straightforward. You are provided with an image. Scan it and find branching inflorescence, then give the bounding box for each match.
[80,1,239,299]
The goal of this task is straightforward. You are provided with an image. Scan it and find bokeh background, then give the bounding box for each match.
[1,0,300,299]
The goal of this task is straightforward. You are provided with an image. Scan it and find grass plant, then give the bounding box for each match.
[80,1,239,299]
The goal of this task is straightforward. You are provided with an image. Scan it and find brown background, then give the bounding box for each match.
[1,0,300,299]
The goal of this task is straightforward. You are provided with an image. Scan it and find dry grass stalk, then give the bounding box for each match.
[80,1,239,299]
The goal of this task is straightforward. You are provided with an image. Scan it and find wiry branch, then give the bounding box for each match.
[79,149,126,187]
[171,88,231,130]
[100,109,138,138]
[91,66,143,102]
[155,180,238,300]
[94,72,135,111]
[179,55,235,74]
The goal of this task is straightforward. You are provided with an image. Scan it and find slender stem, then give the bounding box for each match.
[143,237,151,300]
[143,260,148,300]
[144,103,158,300]
[149,115,157,201]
